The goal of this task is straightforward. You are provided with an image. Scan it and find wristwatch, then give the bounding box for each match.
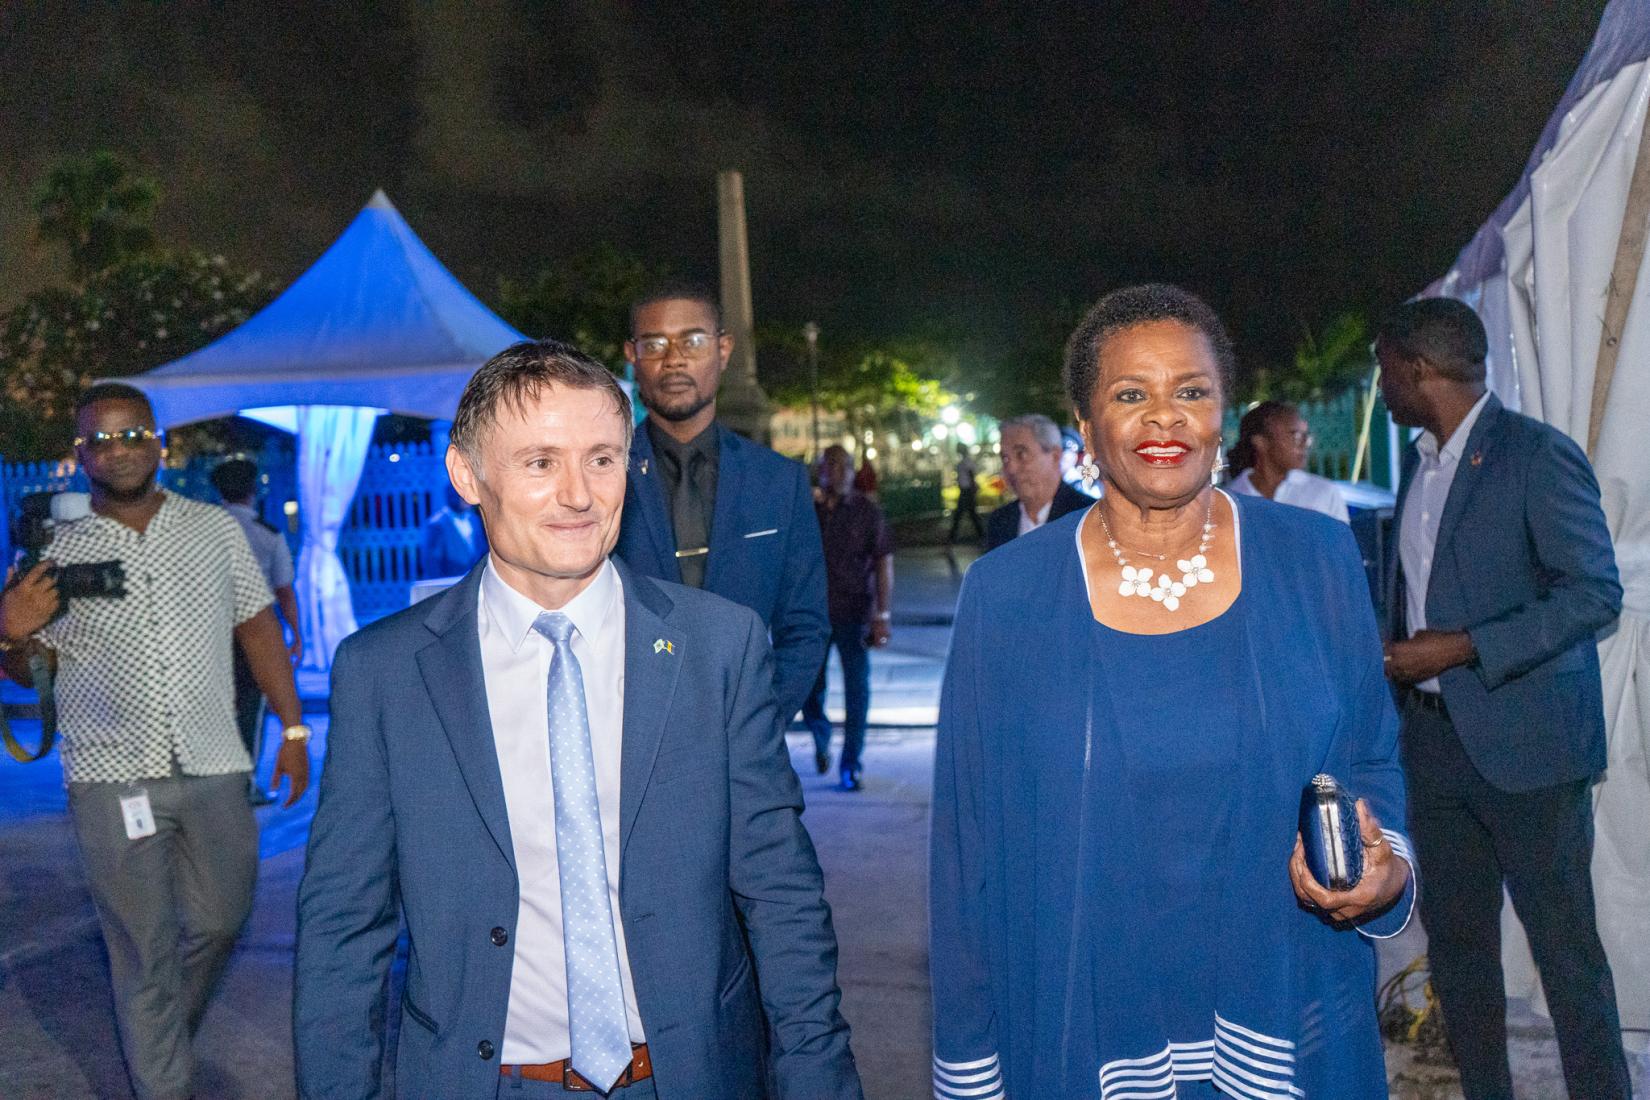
[282,723,313,744]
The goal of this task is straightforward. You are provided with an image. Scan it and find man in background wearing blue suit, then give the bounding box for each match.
[615,283,828,729]
[294,340,860,1099]
[1377,298,1630,1100]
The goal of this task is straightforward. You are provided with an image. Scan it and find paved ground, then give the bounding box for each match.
[2,544,1645,1097]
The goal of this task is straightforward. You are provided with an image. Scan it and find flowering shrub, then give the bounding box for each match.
[0,252,267,459]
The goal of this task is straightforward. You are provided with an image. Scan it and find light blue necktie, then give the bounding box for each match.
[533,611,632,1091]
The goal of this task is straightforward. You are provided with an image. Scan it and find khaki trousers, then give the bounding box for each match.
[68,771,257,1100]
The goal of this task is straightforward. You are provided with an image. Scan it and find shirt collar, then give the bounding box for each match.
[1020,498,1052,526]
[646,418,719,465]
[89,487,177,533]
[481,555,621,653]
[1417,390,1492,464]
[223,501,256,518]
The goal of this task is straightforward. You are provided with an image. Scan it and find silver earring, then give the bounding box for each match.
[1078,460,1101,488]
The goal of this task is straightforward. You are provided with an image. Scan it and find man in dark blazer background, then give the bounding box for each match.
[984,413,1093,552]
[614,283,828,727]
[1377,298,1629,1100]
[295,341,860,1099]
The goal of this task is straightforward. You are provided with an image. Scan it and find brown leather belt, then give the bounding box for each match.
[501,1043,652,1091]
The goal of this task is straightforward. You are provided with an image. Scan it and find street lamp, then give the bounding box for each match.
[802,321,821,459]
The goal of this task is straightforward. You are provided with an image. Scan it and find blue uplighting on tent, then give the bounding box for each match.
[123,190,525,428]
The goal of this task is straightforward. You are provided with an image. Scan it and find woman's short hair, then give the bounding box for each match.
[1228,400,1299,476]
[451,339,633,465]
[1063,284,1236,421]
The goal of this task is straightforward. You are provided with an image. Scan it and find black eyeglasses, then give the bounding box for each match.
[631,332,722,361]
[75,428,163,451]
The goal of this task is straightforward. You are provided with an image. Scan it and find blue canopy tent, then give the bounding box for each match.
[121,191,524,668]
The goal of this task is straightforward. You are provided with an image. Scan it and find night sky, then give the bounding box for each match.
[0,2,1606,388]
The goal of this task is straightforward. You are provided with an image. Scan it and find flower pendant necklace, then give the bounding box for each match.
[1095,496,1215,613]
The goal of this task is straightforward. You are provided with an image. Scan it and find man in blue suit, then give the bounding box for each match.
[1377,298,1629,1100]
[614,283,827,727]
[294,340,861,1099]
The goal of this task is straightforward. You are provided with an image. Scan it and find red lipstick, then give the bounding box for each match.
[1133,439,1192,466]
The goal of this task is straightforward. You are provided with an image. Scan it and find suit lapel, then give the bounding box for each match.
[415,568,516,874]
[627,425,681,582]
[616,559,683,855]
[1433,395,1502,558]
[704,424,745,592]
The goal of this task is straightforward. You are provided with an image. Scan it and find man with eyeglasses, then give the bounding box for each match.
[616,282,828,737]
[0,381,308,1100]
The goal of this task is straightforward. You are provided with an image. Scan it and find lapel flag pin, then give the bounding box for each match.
[639,458,649,475]
[653,638,674,655]
[1470,451,1483,468]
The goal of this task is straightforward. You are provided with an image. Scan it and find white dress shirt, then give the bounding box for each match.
[478,557,647,1063]
[1227,468,1351,524]
[1398,391,1492,693]
[1016,499,1054,536]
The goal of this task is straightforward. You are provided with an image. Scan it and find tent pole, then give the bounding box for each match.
[1589,101,1650,458]
[1351,361,1382,484]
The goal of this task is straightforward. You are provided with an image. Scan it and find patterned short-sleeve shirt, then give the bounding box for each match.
[40,490,274,784]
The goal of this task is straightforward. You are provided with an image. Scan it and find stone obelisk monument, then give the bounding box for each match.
[715,170,770,441]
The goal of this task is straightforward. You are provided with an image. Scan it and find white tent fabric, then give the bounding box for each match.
[293,406,378,670]
[1429,0,1650,1037]
[122,191,524,666]
[123,191,524,427]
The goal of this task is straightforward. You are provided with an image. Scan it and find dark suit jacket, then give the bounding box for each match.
[294,560,861,1100]
[1385,394,1622,791]
[615,421,828,720]
[983,480,1093,552]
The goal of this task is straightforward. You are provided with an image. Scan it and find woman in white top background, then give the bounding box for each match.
[1226,399,1351,523]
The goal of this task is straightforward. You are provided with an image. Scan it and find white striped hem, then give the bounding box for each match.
[1098,1016,1300,1100]
[1358,827,1418,940]
[934,1053,1005,1100]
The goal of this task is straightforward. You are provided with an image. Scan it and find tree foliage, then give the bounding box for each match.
[496,243,669,370]
[1244,311,1373,405]
[33,151,161,278]
[0,155,267,460]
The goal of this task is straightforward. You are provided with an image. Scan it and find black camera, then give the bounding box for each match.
[8,492,127,603]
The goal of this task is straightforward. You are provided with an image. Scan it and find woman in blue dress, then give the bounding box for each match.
[930,285,1416,1100]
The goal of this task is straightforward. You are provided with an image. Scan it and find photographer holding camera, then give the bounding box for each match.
[0,382,309,1100]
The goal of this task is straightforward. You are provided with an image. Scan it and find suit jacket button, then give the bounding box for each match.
[490,927,508,946]
[477,1039,495,1060]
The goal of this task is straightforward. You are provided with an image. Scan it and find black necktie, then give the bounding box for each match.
[672,450,709,588]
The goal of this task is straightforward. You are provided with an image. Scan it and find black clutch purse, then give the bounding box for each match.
[1299,774,1363,891]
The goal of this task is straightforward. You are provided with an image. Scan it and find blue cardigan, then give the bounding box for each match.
[930,495,1416,1099]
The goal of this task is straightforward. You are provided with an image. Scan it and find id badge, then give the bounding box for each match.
[119,788,156,840]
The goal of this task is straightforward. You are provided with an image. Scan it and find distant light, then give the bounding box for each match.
[910,439,923,451]
[940,405,961,425]
[282,500,298,516]
[932,424,950,441]
[865,446,878,460]
[389,453,402,463]
[956,422,978,445]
